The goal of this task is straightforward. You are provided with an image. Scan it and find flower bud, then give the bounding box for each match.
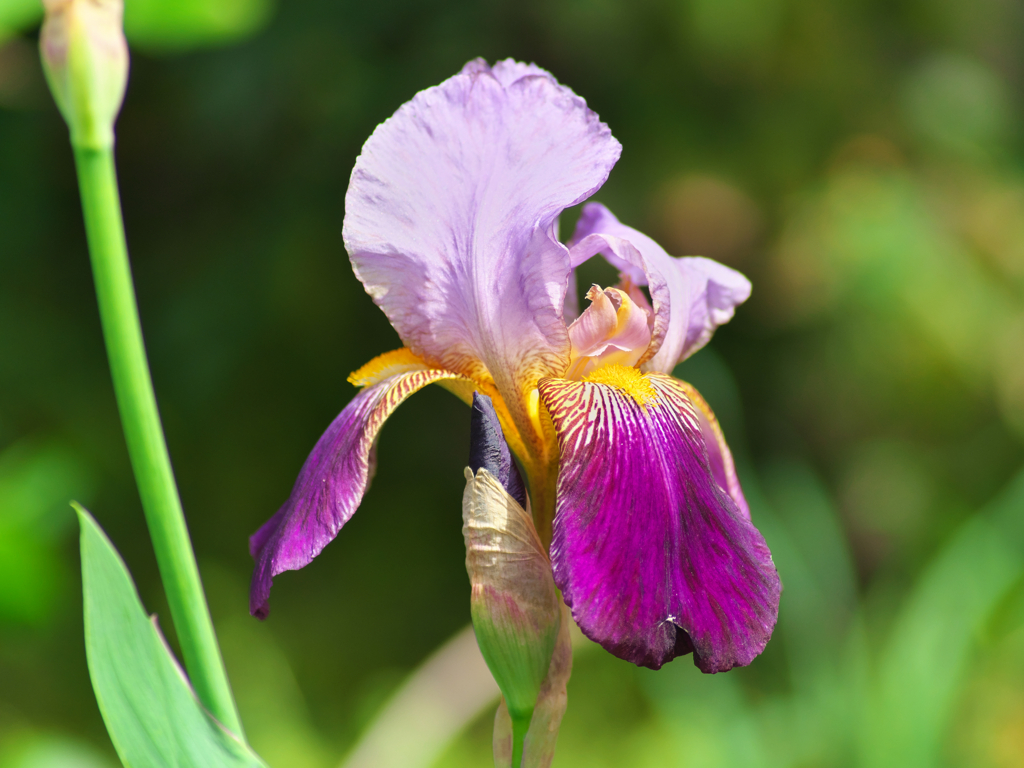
[464,392,562,764]
[39,0,128,149]
[463,465,560,732]
[493,602,573,768]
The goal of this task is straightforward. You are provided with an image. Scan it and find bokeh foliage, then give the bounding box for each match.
[1,0,1023,765]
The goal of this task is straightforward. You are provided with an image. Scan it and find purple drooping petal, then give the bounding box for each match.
[569,203,752,373]
[344,60,621,418]
[539,372,779,672]
[249,367,468,618]
[674,379,750,520]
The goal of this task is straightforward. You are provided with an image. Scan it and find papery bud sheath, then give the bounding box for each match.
[463,466,561,763]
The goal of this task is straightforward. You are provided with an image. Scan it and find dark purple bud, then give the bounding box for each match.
[470,392,527,509]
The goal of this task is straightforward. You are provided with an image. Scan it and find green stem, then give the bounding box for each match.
[73,145,245,738]
[511,712,529,768]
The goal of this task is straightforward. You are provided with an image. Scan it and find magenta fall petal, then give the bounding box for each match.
[539,373,780,672]
[674,379,751,521]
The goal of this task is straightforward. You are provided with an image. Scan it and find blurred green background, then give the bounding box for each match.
[2,0,1024,765]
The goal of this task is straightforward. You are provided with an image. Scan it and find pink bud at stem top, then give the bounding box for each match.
[39,0,128,149]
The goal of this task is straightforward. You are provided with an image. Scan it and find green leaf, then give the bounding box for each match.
[0,0,41,40]
[0,0,271,51]
[76,504,267,768]
[863,470,1024,768]
[123,0,274,51]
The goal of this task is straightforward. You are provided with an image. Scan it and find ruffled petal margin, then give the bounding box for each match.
[344,60,621,419]
[249,363,470,618]
[539,372,779,672]
[569,203,751,373]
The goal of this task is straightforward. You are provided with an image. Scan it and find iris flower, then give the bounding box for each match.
[249,59,780,687]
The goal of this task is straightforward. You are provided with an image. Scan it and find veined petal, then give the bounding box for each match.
[674,379,750,520]
[344,59,621,435]
[347,347,433,387]
[249,362,470,618]
[569,203,752,373]
[538,370,780,672]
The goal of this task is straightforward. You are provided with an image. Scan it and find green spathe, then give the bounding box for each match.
[471,585,557,718]
[76,504,267,767]
[462,468,562,766]
[492,602,573,768]
[39,0,128,149]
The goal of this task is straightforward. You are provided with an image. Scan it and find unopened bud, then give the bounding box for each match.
[39,0,128,149]
[493,602,572,768]
[463,466,560,729]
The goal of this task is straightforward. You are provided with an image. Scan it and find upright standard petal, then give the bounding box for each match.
[569,203,752,373]
[538,369,780,672]
[344,60,621,436]
[250,355,470,618]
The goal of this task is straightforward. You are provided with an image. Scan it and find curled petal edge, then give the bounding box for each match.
[249,356,471,618]
[673,380,750,520]
[569,203,751,373]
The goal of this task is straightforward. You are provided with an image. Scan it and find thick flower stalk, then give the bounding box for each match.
[249,58,781,764]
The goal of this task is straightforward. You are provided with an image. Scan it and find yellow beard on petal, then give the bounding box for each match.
[348,348,432,388]
[349,346,564,549]
[583,364,659,409]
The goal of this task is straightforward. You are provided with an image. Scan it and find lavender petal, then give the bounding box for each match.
[344,59,621,416]
[570,203,751,373]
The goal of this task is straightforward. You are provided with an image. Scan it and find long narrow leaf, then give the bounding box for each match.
[77,505,267,768]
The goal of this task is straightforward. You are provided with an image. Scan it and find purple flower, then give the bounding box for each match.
[250,58,780,675]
